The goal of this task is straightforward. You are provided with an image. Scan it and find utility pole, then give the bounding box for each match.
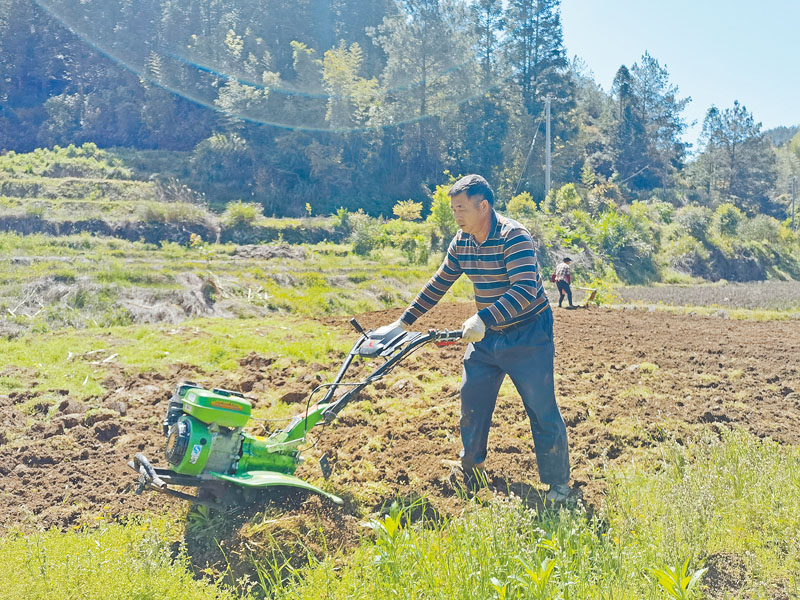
[545,96,551,198]
[793,176,797,230]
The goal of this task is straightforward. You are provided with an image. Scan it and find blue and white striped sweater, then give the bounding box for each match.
[400,212,549,329]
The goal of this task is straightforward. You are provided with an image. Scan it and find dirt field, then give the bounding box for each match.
[1,304,799,541]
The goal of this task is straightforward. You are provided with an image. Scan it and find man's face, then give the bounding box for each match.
[450,192,488,236]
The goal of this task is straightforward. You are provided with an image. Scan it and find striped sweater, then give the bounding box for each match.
[400,212,549,329]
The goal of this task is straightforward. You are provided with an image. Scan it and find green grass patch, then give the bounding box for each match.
[0,315,353,400]
[2,426,796,598]
[264,427,799,600]
[119,317,352,372]
[0,143,132,180]
[0,234,475,337]
[608,428,800,596]
[96,262,170,286]
[613,302,800,322]
[0,519,237,600]
[262,497,637,599]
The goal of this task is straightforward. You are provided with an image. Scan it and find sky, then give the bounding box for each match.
[560,0,800,149]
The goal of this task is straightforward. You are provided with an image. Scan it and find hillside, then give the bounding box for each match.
[2,146,800,296]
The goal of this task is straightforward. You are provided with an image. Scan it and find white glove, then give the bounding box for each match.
[389,319,407,331]
[373,319,407,337]
[461,314,486,343]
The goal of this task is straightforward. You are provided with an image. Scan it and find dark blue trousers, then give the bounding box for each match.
[459,308,570,486]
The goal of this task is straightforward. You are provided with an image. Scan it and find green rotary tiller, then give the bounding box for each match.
[129,319,461,508]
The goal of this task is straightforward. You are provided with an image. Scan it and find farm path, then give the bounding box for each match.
[1,305,798,532]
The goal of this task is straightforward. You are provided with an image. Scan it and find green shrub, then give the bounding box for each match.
[426,184,457,252]
[738,214,781,244]
[674,206,713,241]
[392,199,423,221]
[505,191,537,220]
[712,203,745,237]
[380,220,430,264]
[629,200,674,226]
[333,207,351,234]
[593,208,657,283]
[585,263,621,305]
[594,209,637,255]
[221,200,263,228]
[541,187,557,213]
[555,183,584,213]
[542,183,587,215]
[139,202,210,225]
[24,203,46,218]
[665,235,711,274]
[349,210,380,255]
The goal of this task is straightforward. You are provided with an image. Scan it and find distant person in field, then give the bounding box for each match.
[554,257,575,309]
[385,174,571,504]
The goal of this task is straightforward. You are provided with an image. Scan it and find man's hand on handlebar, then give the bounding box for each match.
[461,314,486,343]
[387,319,407,331]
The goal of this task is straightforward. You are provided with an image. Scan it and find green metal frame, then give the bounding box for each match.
[211,470,343,505]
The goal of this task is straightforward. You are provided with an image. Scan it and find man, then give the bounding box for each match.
[554,257,575,308]
[388,174,571,503]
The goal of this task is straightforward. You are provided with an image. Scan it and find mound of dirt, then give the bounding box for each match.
[184,491,363,585]
[120,273,226,323]
[7,272,230,331]
[232,244,306,260]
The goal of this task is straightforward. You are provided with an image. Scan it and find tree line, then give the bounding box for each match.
[1,0,798,219]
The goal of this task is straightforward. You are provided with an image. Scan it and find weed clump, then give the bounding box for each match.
[221,200,264,228]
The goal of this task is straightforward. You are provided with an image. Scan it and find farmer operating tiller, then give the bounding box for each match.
[385,174,572,503]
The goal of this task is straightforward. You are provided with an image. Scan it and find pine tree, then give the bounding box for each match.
[472,0,504,88]
[694,101,778,215]
[608,54,690,195]
[370,0,472,183]
[610,65,649,190]
[503,0,575,200]
[504,0,568,116]
[444,0,510,183]
[629,52,690,192]
[331,0,396,76]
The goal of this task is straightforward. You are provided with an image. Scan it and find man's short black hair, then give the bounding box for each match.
[448,174,495,206]
[564,257,572,262]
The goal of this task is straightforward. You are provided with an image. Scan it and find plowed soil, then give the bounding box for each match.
[1,303,799,542]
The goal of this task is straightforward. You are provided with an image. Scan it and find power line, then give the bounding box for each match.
[512,105,547,197]
[617,163,651,185]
